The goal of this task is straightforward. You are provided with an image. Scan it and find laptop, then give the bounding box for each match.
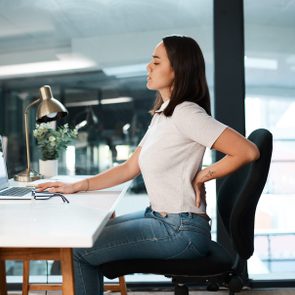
[0,136,32,200]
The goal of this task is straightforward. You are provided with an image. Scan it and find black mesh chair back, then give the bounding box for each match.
[217,128,273,259]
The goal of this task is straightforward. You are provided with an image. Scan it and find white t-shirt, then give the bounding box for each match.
[138,100,227,215]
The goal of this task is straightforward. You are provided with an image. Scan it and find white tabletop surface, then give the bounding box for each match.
[0,176,131,248]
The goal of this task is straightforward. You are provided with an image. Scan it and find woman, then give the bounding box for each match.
[37,35,260,295]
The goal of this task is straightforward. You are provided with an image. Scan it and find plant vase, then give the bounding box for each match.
[39,159,58,178]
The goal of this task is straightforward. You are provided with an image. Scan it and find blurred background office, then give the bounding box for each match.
[0,0,294,289]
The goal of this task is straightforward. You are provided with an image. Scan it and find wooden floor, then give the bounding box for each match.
[8,289,295,295]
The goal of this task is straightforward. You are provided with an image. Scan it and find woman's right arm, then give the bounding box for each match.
[36,147,142,194]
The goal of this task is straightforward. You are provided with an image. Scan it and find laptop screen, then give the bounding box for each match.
[0,136,9,190]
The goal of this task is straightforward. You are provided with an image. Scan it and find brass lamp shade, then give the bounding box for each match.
[14,85,68,182]
[37,85,68,122]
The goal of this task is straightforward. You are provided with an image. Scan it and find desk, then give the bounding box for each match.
[0,176,131,295]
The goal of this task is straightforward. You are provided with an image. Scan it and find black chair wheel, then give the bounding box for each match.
[207,282,219,291]
[174,284,189,295]
[228,276,243,292]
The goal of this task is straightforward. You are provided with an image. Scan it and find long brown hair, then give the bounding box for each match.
[150,35,211,116]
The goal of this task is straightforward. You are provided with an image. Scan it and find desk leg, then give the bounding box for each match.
[0,260,7,295]
[22,260,30,295]
[60,248,75,295]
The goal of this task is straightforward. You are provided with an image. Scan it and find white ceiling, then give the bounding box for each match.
[0,0,294,95]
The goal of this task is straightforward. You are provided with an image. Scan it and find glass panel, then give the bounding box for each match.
[245,0,295,280]
[0,0,213,285]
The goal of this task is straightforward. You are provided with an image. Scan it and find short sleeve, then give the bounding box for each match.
[172,102,227,148]
[138,129,150,147]
[138,115,156,147]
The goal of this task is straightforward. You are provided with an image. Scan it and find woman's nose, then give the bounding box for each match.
[146,63,151,72]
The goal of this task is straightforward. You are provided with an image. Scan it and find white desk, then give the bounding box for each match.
[0,176,131,295]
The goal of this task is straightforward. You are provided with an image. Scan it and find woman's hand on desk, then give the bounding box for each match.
[36,179,88,194]
[36,181,75,194]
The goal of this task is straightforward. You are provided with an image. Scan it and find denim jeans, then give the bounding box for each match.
[73,206,211,295]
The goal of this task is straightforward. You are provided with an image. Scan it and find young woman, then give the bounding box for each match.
[37,35,260,295]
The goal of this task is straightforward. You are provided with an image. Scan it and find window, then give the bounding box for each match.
[0,0,214,286]
[245,0,295,280]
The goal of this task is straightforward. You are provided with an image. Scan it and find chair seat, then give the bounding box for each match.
[100,241,234,279]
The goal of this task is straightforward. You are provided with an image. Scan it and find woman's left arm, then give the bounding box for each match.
[194,127,260,207]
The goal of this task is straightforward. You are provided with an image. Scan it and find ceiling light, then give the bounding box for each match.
[245,56,278,70]
[103,63,147,78]
[66,97,133,107]
[101,97,132,104]
[0,55,96,78]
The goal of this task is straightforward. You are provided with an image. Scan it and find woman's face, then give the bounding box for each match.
[146,42,175,100]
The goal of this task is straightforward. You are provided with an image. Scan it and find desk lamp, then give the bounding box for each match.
[14,85,68,182]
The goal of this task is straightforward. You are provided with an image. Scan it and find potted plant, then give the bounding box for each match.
[33,123,78,178]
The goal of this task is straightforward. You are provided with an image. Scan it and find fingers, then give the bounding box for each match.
[196,195,201,208]
[36,182,64,192]
[194,183,206,208]
[47,187,63,193]
[202,188,207,207]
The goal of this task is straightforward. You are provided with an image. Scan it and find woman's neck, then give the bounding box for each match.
[159,88,172,102]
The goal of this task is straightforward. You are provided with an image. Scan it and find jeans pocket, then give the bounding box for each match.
[180,224,211,238]
[147,210,181,235]
[162,221,179,237]
[180,216,211,237]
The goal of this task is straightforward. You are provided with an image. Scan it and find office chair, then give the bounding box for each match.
[99,128,273,295]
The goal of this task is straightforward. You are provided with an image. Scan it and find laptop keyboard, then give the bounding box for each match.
[0,187,32,196]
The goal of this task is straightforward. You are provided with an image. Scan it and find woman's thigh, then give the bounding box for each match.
[74,209,192,265]
[74,210,212,266]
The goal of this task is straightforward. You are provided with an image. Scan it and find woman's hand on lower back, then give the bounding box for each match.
[192,172,207,208]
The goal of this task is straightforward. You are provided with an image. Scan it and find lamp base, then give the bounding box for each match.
[14,168,44,182]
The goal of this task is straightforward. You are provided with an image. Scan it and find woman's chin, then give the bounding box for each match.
[146,83,156,90]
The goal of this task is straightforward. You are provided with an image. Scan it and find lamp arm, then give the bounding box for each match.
[24,98,40,114]
[24,99,40,173]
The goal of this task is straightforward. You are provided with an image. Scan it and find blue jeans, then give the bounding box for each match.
[73,207,211,295]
